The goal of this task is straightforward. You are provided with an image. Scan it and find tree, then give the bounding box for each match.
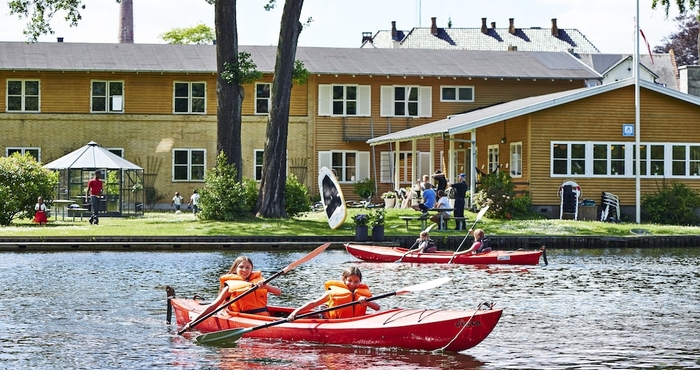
[255,0,304,218]
[159,23,215,45]
[652,0,700,17]
[653,14,699,66]
[0,153,58,226]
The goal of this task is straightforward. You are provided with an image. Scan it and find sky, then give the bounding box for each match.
[0,0,686,54]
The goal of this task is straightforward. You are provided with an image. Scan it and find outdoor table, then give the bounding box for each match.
[51,200,76,221]
[429,208,454,230]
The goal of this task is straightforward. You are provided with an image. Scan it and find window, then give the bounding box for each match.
[91,81,124,113]
[380,86,432,117]
[173,149,206,181]
[553,143,585,175]
[318,84,370,116]
[173,82,206,114]
[254,149,264,181]
[7,80,40,112]
[107,148,124,157]
[440,86,474,102]
[6,147,40,161]
[487,145,500,174]
[318,151,370,183]
[333,85,357,115]
[510,142,522,177]
[593,144,625,176]
[380,151,431,184]
[255,83,271,114]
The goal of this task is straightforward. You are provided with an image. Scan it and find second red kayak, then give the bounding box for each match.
[345,244,544,265]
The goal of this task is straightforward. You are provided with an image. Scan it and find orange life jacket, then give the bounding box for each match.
[323,280,372,319]
[219,271,270,316]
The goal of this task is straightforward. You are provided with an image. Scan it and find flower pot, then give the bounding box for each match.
[383,198,395,209]
[355,225,368,242]
[372,225,384,242]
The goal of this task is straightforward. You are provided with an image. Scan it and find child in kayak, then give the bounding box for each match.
[288,266,380,320]
[456,228,491,255]
[181,256,281,331]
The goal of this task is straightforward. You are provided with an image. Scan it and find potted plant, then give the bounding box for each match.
[370,208,385,242]
[353,178,375,203]
[381,191,396,209]
[353,213,369,242]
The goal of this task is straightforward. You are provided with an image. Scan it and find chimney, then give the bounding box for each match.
[551,18,558,37]
[491,22,496,29]
[509,18,515,34]
[430,17,438,35]
[391,21,397,40]
[362,32,373,44]
[119,0,134,43]
[57,37,64,43]
[481,18,488,34]
[508,45,517,51]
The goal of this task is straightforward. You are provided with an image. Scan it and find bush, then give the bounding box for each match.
[353,178,375,200]
[642,181,700,226]
[472,171,516,219]
[199,151,254,221]
[285,174,311,217]
[0,153,58,225]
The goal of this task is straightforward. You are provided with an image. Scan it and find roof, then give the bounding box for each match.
[577,53,679,90]
[0,42,601,80]
[362,27,600,54]
[367,78,700,145]
[43,141,143,170]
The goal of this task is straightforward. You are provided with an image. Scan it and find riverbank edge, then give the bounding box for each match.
[1,234,699,251]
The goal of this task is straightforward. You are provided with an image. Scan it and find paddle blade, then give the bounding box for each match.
[282,243,330,273]
[196,327,253,346]
[396,277,451,295]
[474,205,489,223]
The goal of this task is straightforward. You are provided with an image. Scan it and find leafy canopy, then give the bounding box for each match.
[160,23,215,45]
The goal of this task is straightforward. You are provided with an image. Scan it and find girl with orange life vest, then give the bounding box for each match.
[288,266,380,320]
[181,256,281,331]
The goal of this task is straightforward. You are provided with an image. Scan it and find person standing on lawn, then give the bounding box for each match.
[86,170,103,225]
[451,173,469,230]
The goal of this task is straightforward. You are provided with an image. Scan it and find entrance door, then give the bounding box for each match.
[453,149,471,184]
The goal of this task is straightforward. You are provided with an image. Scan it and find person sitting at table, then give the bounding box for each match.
[412,182,436,217]
[430,190,452,229]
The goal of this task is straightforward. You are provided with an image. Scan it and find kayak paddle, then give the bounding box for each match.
[195,276,452,346]
[447,205,489,264]
[395,223,436,263]
[178,242,330,335]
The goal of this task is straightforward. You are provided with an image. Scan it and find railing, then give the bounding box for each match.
[343,117,416,142]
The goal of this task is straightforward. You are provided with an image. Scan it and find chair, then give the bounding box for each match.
[600,192,620,222]
[558,180,581,220]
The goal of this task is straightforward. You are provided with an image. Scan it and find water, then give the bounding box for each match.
[1,248,699,369]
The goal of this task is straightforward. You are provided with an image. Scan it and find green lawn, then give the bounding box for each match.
[2,208,699,238]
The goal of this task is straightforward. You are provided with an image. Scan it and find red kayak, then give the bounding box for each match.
[345,244,545,265]
[169,296,502,352]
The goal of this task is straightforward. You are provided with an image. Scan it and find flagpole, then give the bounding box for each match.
[635,0,641,223]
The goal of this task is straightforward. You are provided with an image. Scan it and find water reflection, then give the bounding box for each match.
[0,248,699,369]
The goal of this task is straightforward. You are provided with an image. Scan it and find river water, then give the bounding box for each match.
[1,248,698,369]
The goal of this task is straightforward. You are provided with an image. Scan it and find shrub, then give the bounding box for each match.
[642,181,700,226]
[353,178,375,200]
[0,153,58,225]
[472,171,516,219]
[199,151,253,221]
[285,174,311,217]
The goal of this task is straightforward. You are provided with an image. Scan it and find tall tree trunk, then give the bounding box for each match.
[256,0,304,218]
[215,0,243,181]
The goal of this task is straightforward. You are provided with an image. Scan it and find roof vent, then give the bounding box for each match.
[57,37,64,43]
[362,32,373,43]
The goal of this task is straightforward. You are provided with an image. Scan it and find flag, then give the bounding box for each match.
[639,28,654,64]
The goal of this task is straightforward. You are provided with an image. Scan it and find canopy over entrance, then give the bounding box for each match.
[44,141,144,217]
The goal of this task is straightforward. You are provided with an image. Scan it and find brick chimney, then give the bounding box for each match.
[551,18,559,37]
[431,17,438,35]
[119,0,134,43]
[509,18,515,34]
[362,32,373,44]
[391,21,397,40]
[481,18,488,34]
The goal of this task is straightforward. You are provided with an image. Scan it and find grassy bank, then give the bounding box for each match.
[2,207,699,237]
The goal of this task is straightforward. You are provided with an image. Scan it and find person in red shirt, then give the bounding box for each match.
[86,170,103,225]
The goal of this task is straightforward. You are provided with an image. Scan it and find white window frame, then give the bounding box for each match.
[379,151,431,184]
[6,147,41,161]
[255,83,271,115]
[487,145,500,174]
[551,141,700,178]
[172,148,206,181]
[380,85,432,117]
[318,84,371,116]
[510,142,522,178]
[173,82,206,114]
[318,151,370,183]
[6,79,40,112]
[254,149,264,181]
[440,85,475,102]
[107,148,124,158]
[91,80,124,113]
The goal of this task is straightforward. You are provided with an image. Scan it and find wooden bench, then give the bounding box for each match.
[451,217,469,231]
[398,216,427,231]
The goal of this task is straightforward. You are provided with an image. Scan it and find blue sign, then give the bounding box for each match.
[622,124,634,137]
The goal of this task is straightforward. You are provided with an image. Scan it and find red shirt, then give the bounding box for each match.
[87,177,103,196]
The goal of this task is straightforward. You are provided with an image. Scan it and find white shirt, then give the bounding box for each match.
[172,195,183,205]
[435,196,451,216]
